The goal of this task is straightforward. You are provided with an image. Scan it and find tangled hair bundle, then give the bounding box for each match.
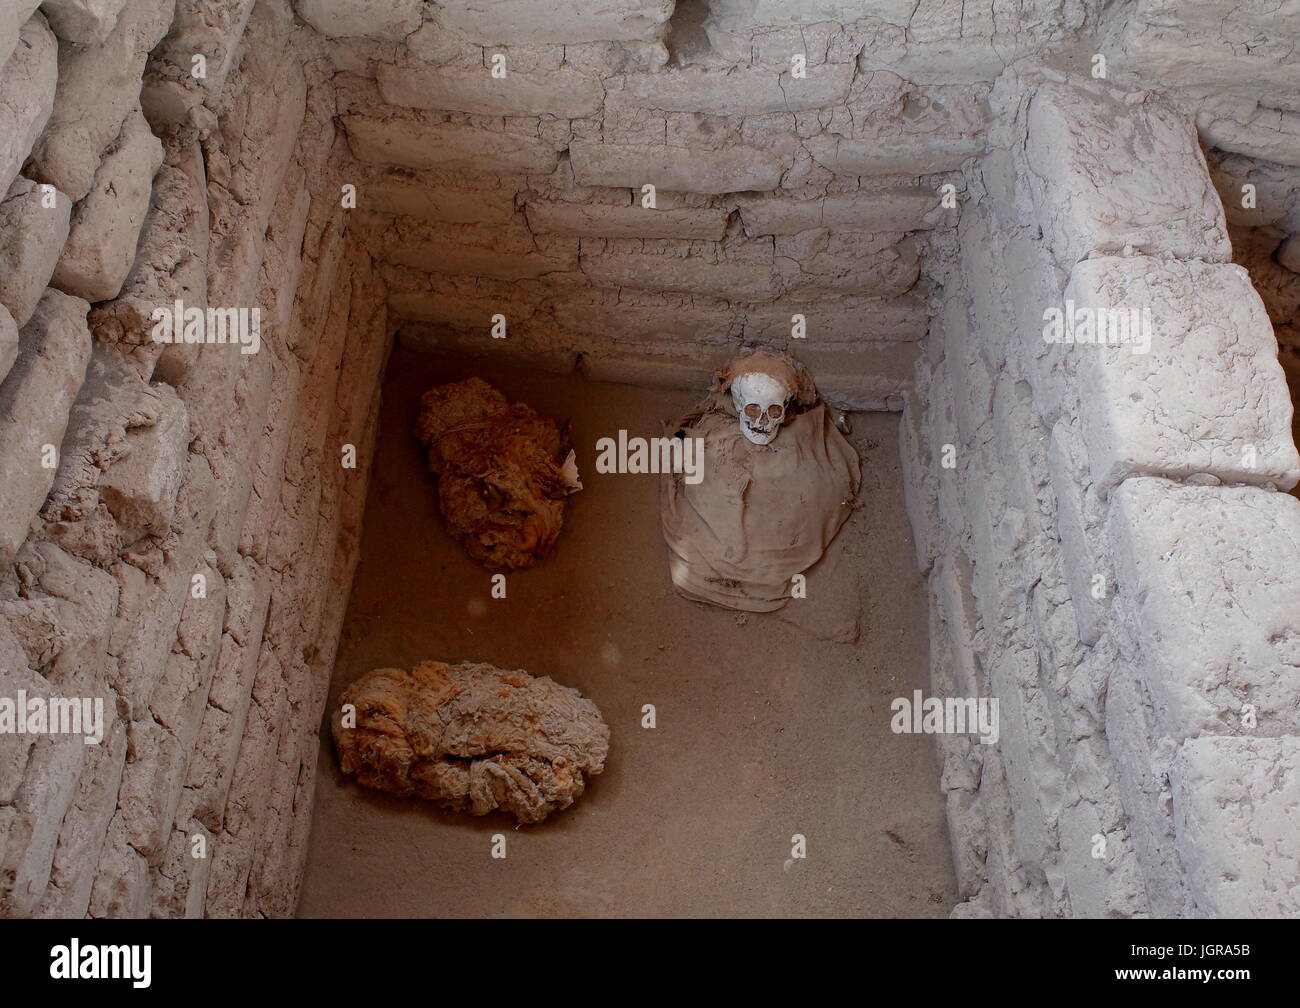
[333,660,609,823]
[415,377,569,569]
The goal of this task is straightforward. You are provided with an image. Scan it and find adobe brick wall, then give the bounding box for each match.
[0,1,390,918]
[903,67,1300,917]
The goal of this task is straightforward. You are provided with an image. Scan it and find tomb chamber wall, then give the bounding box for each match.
[0,0,391,918]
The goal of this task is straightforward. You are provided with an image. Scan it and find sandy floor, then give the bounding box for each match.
[297,347,956,918]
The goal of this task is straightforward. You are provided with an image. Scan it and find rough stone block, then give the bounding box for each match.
[805,133,983,177]
[52,107,164,303]
[702,0,917,65]
[23,0,175,202]
[575,346,719,389]
[363,178,515,224]
[0,666,48,805]
[774,231,919,298]
[582,250,780,301]
[855,33,1020,88]
[389,237,576,281]
[931,555,981,698]
[1171,735,1300,918]
[88,822,150,917]
[1024,83,1231,267]
[98,383,189,539]
[0,734,85,916]
[570,141,788,194]
[1204,149,1300,231]
[296,0,427,41]
[1056,798,1137,919]
[39,348,154,549]
[33,715,126,918]
[378,64,604,118]
[114,718,186,859]
[707,0,915,31]
[429,0,673,44]
[611,64,853,116]
[39,0,128,43]
[261,168,312,338]
[794,341,920,410]
[986,646,1064,890]
[1197,102,1300,169]
[1063,256,1299,492]
[88,151,208,352]
[396,319,578,374]
[108,554,193,714]
[186,701,237,833]
[342,114,562,175]
[736,294,929,344]
[0,2,42,66]
[1,542,118,698]
[1109,478,1300,741]
[0,289,92,566]
[736,187,952,236]
[989,228,1068,427]
[1102,0,1300,107]
[0,12,57,198]
[525,200,728,240]
[0,305,16,384]
[387,290,528,332]
[1047,422,1108,646]
[205,562,269,713]
[1278,233,1300,274]
[204,49,306,314]
[0,176,72,327]
[141,0,259,128]
[551,297,739,344]
[150,818,213,918]
[150,577,223,749]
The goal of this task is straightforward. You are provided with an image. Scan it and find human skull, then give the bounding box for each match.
[730,371,791,445]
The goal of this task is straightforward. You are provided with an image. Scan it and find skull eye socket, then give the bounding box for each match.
[744,403,762,420]
[767,403,784,420]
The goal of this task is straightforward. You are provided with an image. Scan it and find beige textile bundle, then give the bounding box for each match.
[662,353,860,611]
